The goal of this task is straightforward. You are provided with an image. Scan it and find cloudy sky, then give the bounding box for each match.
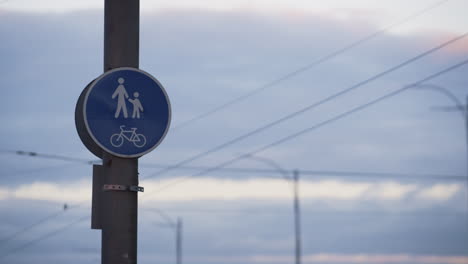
[1,0,468,263]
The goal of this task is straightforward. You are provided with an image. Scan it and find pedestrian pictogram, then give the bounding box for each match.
[80,67,171,158]
[112,77,130,118]
[111,77,145,119]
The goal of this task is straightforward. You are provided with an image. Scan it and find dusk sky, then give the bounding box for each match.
[1,0,468,263]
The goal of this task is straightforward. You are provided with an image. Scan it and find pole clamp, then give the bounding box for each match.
[103,184,144,192]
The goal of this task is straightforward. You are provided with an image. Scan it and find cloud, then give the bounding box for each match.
[1,0,466,37]
[416,183,462,201]
[366,182,418,200]
[0,178,462,205]
[0,187,8,199]
[6,180,91,202]
[301,180,371,200]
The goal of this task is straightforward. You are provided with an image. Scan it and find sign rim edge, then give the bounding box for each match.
[83,67,172,158]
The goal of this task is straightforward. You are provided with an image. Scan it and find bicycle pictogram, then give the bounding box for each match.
[110,125,147,148]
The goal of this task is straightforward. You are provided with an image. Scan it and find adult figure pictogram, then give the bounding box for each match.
[112,77,129,118]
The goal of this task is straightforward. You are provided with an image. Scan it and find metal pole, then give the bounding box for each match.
[102,1,140,264]
[465,95,468,230]
[244,155,301,263]
[293,170,302,264]
[104,0,139,71]
[176,218,182,264]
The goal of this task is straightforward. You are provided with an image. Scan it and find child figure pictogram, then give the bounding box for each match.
[129,92,144,119]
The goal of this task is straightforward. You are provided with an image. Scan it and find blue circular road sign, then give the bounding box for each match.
[83,67,171,158]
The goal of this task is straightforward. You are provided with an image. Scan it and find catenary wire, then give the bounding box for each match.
[4,144,463,242]
[4,150,465,180]
[0,163,84,178]
[141,31,468,181]
[141,164,465,180]
[171,0,451,131]
[0,215,88,261]
[0,204,81,246]
[142,207,465,217]
[0,1,459,257]
[0,6,462,251]
[4,188,463,262]
[141,57,468,198]
[0,0,452,172]
[3,15,464,245]
[8,150,99,164]
[1,143,465,253]
[5,147,465,236]
[3,54,467,255]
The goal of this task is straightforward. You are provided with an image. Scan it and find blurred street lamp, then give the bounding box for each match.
[413,83,468,224]
[151,209,183,264]
[244,154,301,264]
[413,83,467,171]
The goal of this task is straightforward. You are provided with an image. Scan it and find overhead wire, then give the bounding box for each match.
[10,150,98,164]
[0,163,84,178]
[0,152,93,248]
[0,215,88,261]
[4,140,463,245]
[141,57,468,198]
[3,149,465,181]
[0,150,93,250]
[1,2,459,247]
[171,0,452,131]
[141,31,468,181]
[2,52,466,255]
[3,42,467,248]
[0,1,460,255]
[142,164,465,180]
[3,120,467,256]
[143,208,466,217]
[0,204,81,246]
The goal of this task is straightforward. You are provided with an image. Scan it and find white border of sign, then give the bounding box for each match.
[83,67,172,158]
